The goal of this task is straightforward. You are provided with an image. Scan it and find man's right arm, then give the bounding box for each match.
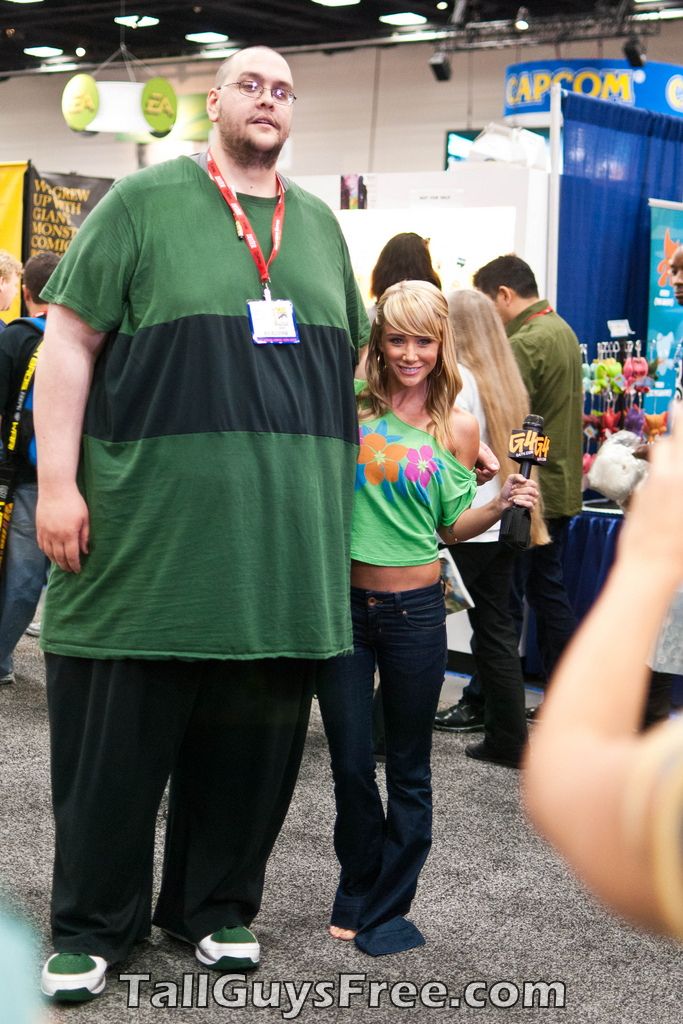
[34,304,107,573]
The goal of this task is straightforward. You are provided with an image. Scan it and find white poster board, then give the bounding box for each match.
[336,206,517,305]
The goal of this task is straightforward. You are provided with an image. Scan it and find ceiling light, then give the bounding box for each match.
[4,1,45,5]
[623,35,647,67]
[514,6,529,31]
[198,46,239,60]
[633,7,683,19]
[429,51,451,81]
[379,12,428,26]
[113,15,160,28]
[75,47,86,57]
[436,1,448,8]
[451,0,467,23]
[310,0,360,6]
[39,62,79,73]
[185,31,229,44]
[390,29,447,42]
[23,46,63,58]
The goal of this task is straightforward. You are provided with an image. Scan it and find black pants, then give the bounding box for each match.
[45,654,316,963]
[451,542,527,757]
[511,516,577,682]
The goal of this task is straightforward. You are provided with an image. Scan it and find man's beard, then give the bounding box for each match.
[219,121,285,171]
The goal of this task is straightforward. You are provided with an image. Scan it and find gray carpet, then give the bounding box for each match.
[1,635,681,1023]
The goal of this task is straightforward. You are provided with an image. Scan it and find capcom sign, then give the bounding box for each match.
[504,60,683,121]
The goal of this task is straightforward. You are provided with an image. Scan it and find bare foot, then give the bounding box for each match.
[328,925,357,941]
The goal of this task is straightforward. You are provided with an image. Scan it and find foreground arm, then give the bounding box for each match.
[524,411,683,934]
[34,304,106,573]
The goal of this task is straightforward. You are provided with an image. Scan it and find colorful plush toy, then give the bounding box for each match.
[623,355,649,389]
[623,404,646,439]
[644,411,668,443]
[591,358,625,398]
[600,408,622,440]
[582,412,601,446]
[582,361,593,396]
[586,430,648,508]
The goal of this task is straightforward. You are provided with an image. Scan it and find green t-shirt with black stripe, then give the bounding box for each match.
[40,155,369,660]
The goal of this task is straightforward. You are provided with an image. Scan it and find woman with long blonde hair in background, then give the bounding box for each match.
[316,281,539,956]
[434,288,549,768]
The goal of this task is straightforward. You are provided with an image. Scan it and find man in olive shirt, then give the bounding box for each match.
[476,255,582,702]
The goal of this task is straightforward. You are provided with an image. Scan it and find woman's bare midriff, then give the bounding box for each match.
[350,559,440,592]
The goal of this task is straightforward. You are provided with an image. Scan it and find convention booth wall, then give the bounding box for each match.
[522,92,683,681]
[557,93,683,358]
[297,163,548,303]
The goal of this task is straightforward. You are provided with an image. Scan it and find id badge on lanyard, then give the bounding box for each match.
[247,298,299,345]
[207,151,301,345]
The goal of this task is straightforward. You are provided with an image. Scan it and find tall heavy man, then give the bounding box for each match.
[36,47,368,1002]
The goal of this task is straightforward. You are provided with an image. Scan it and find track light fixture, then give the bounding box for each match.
[514,6,530,31]
[451,0,468,27]
[623,35,646,68]
[429,50,452,81]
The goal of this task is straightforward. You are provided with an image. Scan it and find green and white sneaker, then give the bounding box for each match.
[195,926,260,971]
[40,953,107,1002]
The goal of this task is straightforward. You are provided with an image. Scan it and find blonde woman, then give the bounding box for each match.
[435,289,549,767]
[316,281,538,956]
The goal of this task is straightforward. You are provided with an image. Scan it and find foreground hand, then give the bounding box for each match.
[36,486,90,573]
[475,441,500,485]
[500,473,539,510]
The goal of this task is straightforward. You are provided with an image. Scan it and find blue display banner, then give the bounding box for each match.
[645,201,683,414]
[505,60,683,118]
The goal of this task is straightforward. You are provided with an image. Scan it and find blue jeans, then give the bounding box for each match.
[0,483,48,676]
[317,582,446,956]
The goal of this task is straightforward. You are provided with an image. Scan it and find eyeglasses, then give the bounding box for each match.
[219,80,297,106]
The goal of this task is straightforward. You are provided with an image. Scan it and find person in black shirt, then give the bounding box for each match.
[0,251,60,683]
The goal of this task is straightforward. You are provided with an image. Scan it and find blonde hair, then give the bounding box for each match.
[0,251,22,281]
[362,280,462,452]
[448,289,549,545]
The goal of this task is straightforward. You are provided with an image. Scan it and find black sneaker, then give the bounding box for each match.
[434,699,484,733]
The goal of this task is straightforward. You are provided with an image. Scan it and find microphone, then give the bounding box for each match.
[499,414,549,550]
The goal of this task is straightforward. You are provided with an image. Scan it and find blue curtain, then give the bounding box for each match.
[557,93,683,358]
[524,509,622,675]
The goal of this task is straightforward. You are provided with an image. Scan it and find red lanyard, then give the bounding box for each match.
[524,305,553,324]
[206,150,285,299]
